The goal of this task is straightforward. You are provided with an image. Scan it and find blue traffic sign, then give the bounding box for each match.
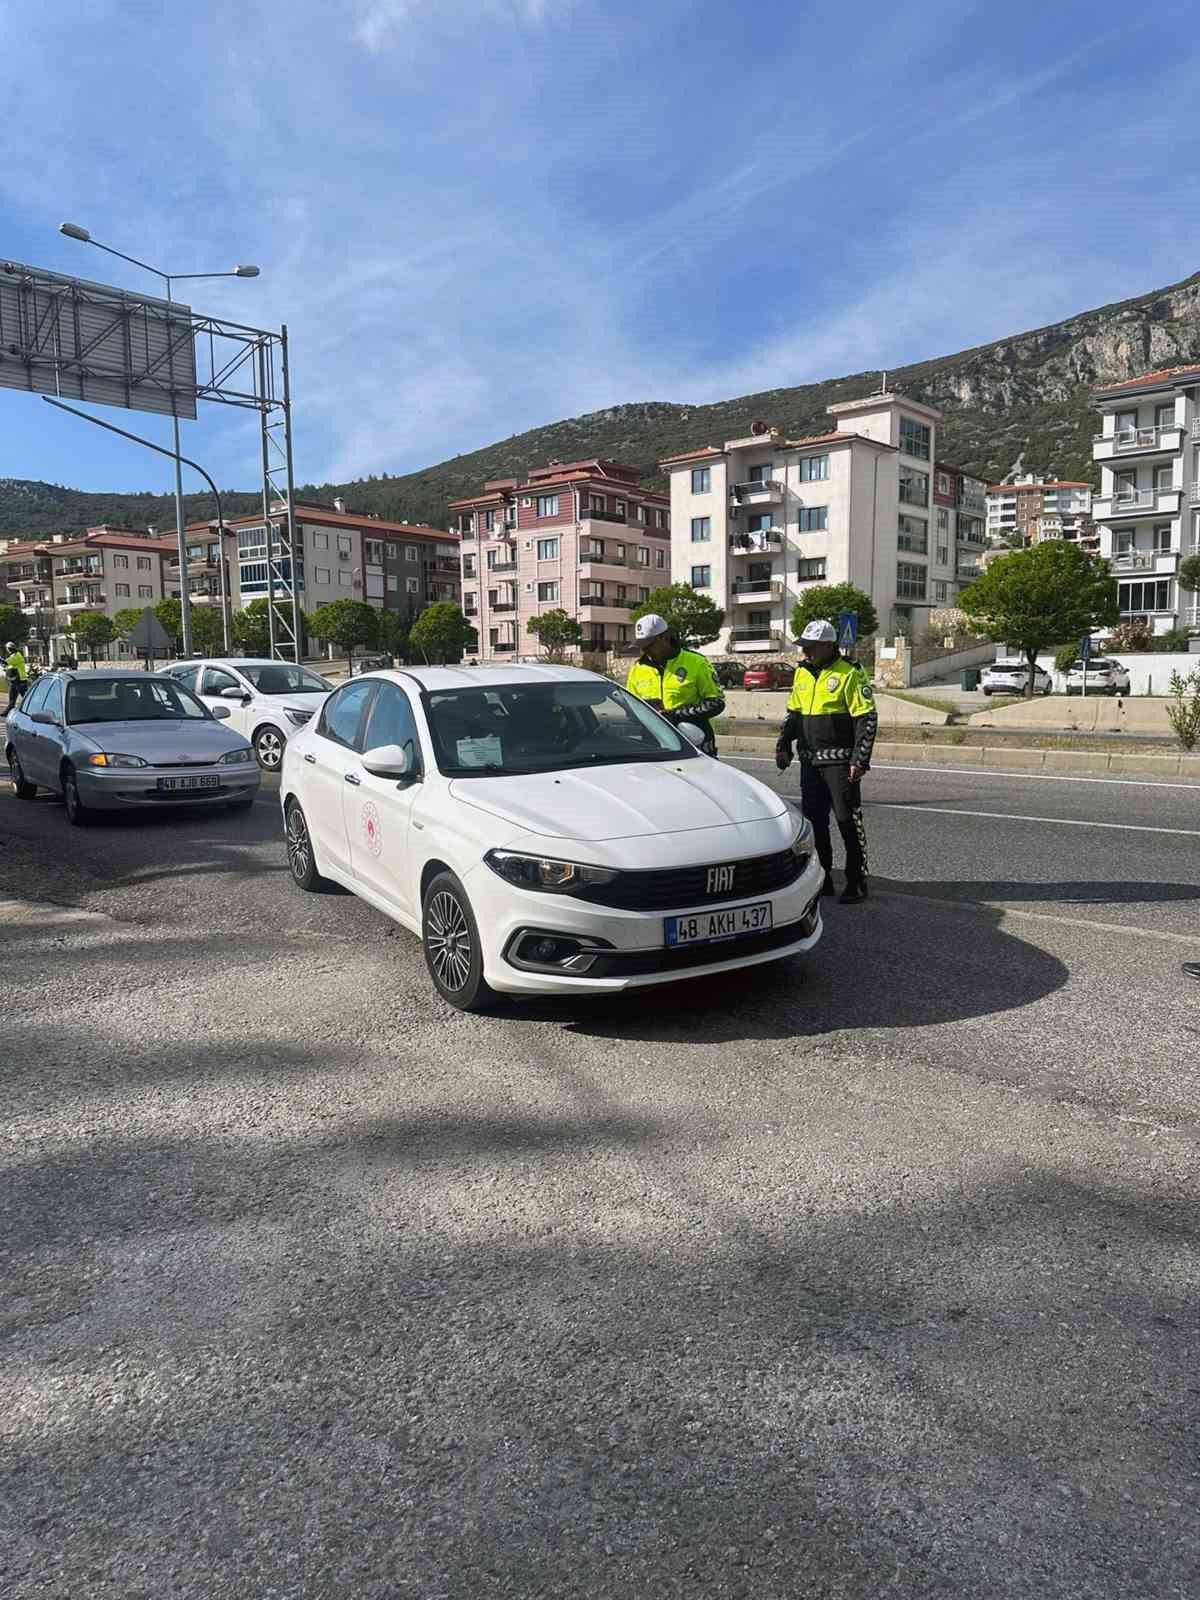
[1079,634,1092,664]
[838,610,858,650]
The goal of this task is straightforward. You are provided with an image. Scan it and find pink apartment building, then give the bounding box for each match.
[450,461,671,660]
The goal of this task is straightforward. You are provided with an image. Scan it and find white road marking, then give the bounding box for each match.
[731,756,1200,792]
[872,803,1200,839]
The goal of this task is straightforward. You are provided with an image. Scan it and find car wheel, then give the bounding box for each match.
[1041,681,1052,696]
[982,688,992,696]
[62,767,90,827]
[422,871,497,1013]
[254,726,286,771]
[8,750,36,800]
[284,799,328,891]
[1107,685,1118,697]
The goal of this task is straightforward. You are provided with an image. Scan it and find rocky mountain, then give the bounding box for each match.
[4,267,1200,540]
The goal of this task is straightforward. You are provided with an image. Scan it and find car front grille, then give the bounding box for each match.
[572,847,808,912]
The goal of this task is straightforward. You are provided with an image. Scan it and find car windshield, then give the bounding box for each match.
[66,677,210,724]
[424,681,696,777]
[237,664,331,695]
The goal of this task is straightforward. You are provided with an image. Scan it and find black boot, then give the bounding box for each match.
[839,880,868,905]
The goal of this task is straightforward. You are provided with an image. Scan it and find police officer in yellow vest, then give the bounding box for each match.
[5,641,30,716]
[775,619,877,904]
[626,614,725,754]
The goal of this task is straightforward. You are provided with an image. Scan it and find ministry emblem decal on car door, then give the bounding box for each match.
[360,801,383,857]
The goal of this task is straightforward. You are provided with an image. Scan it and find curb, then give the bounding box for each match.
[721,735,1200,779]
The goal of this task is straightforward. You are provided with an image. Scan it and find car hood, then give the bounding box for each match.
[70,719,250,759]
[450,759,786,842]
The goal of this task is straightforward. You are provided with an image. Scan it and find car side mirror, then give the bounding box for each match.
[677,721,708,749]
[361,742,417,781]
[31,710,58,727]
[219,687,244,700]
[211,705,232,721]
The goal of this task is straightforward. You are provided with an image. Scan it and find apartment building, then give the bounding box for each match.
[0,525,168,660]
[934,464,989,600]
[985,476,1095,550]
[660,392,948,653]
[450,462,671,660]
[1091,364,1200,634]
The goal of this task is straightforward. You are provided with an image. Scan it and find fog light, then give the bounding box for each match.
[520,934,581,966]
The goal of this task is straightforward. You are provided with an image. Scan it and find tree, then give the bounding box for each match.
[790,583,878,643]
[153,597,183,652]
[1178,553,1200,600]
[958,542,1119,699]
[71,611,116,666]
[377,609,411,662]
[526,608,583,663]
[189,605,227,654]
[630,584,724,648]
[0,604,31,649]
[408,602,476,665]
[231,599,308,658]
[113,607,145,640]
[309,598,379,674]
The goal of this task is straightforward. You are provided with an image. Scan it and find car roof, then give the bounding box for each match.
[59,668,169,682]
[379,664,606,692]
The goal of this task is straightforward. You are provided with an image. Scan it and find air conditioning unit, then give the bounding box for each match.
[523,540,532,549]
[525,581,534,591]
[521,496,532,508]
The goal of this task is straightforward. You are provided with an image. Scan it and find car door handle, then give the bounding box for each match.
[344,772,361,786]
[303,752,316,764]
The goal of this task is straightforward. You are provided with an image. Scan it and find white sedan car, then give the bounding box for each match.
[159,658,333,769]
[280,665,824,1011]
[980,661,1052,696]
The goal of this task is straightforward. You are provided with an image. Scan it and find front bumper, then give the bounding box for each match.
[469,850,825,994]
[74,763,260,810]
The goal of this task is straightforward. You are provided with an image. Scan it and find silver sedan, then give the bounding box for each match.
[5,669,260,825]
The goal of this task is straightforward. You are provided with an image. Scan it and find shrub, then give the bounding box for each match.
[1166,669,1200,751]
[1156,627,1189,653]
[1101,619,1154,653]
[1054,642,1079,675]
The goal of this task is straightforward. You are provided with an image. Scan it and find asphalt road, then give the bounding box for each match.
[2,758,1199,1599]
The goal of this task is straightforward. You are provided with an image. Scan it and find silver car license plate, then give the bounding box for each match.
[158,775,220,792]
[665,902,772,948]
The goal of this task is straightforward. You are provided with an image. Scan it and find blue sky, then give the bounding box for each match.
[2,0,1200,502]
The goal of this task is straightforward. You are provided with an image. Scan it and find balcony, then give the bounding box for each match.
[489,601,516,614]
[958,492,986,514]
[583,506,630,525]
[490,641,516,653]
[731,578,783,604]
[957,530,987,546]
[1111,549,1178,575]
[579,602,634,622]
[1191,481,1200,504]
[486,558,518,574]
[728,627,782,651]
[1093,424,1184,460]
[61,594,106,610]
[1094,486,1181,519]
[955,565,981,582]
[459,529,476,541]
[729,531,783,553]
[56,561,103,578]
[730,478,783,505]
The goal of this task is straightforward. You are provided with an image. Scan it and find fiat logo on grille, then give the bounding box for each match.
[706,864,735,894]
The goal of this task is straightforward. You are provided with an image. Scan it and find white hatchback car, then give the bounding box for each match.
[980,660,1052,696]
[159,658,333,769]
[1064,657,1131,696]
[280,665,824,1011]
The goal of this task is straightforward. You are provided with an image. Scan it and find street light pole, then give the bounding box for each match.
[57,224,258,656]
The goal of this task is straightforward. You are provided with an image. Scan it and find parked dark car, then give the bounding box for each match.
[712,660,746,690]
[350,655,393,676]
[742,661,794,691]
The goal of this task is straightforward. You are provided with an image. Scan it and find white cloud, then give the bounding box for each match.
[350,0,575,52]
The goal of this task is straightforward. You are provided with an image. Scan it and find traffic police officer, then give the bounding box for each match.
[775,619,877,903]
[626,614,726,754]
[5,640,30,715]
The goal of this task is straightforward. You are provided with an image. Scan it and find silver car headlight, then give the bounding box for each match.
[484,849,619,894]
[218,747,256,765]
[86,752,147,769]
[789,811,814,858]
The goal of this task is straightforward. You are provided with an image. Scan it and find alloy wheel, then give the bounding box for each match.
[286,805,311,882]
[256,729,284,770]
[425,891,472,992]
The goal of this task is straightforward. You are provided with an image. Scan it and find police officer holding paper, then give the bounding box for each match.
[775,620,877,904]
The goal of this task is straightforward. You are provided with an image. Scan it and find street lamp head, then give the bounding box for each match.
[59,222,91,243]
[234,265,260,278]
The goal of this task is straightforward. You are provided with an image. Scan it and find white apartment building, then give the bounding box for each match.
[1091,364,1200,635]
[660,392,947,653]
[985,476,1095,548]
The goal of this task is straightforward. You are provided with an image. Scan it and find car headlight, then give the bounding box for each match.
[484,849,619,893]
[285,709,312,727]
[86,752,147,768]
[789,811,813,858]
[218,747,256,765]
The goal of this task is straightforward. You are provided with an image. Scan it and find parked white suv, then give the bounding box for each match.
[1064,657,1130,696]
[980,661,1052,696]
[160,659,333,769]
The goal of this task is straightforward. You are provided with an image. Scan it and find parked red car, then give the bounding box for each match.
[741,661,794,691]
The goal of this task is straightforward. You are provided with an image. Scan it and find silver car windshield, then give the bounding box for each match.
[66,678,211,724]
[238,664,331,695]
[425,682,695,777]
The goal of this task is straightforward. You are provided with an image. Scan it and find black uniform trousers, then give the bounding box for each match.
[799,762,868,885]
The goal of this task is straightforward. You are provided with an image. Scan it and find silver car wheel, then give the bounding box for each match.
[286,805,311,881]
[255,728,285,770]
[426,891,472,991]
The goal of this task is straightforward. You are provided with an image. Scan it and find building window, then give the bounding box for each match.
[1119,579,1172,613]
[463,555,477,577]
[365,539,383,565]
[898,515,928,554]
[614,499,626,518]
[405,546,418,562]
[315,567,331,584]
[1156,403,1175,430]
[463,592,477,614]
[796,558,826,580]
[747,464,773,484]
[136,556,151,571]
[747,513,774,534]
[337,536,353,558]
[536,538,559,561]
[115,582,130,597]
[899,417,931,460]
[387,574,398,592]
[798,506,828,531]
[589,494,607,513]
[933,580,949,602]
[484,509,496,532]
[691,467,711,494]
[1115,528,1135,557]
[691,517,711,542]
[113,554,128,569]
[691,565,711,588]
[655,548,666,569]
[937,473,951,496]
[798,454,828,482]
[338,570,352,587]
[635,547,650,567]
[1153,524,1173,553]
[314,531,329,550]
[937,507,950,534]
[936,544,949,565]
[406,577,420,595]
[615,545,626,562]
[537,581,559,602]
[896,561,927,600]
[655,509,668,529]
[1154,464,1174,492]
[639,587,650,602]
[899,468,929,507]
[138,584,153,598]
[634,504,646,523]
[537,494,560,518]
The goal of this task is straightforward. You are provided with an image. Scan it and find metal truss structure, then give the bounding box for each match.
[0,261,301,660]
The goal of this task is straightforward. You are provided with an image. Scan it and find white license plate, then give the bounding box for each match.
[157,775,220,792]
[665,901,772,948]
